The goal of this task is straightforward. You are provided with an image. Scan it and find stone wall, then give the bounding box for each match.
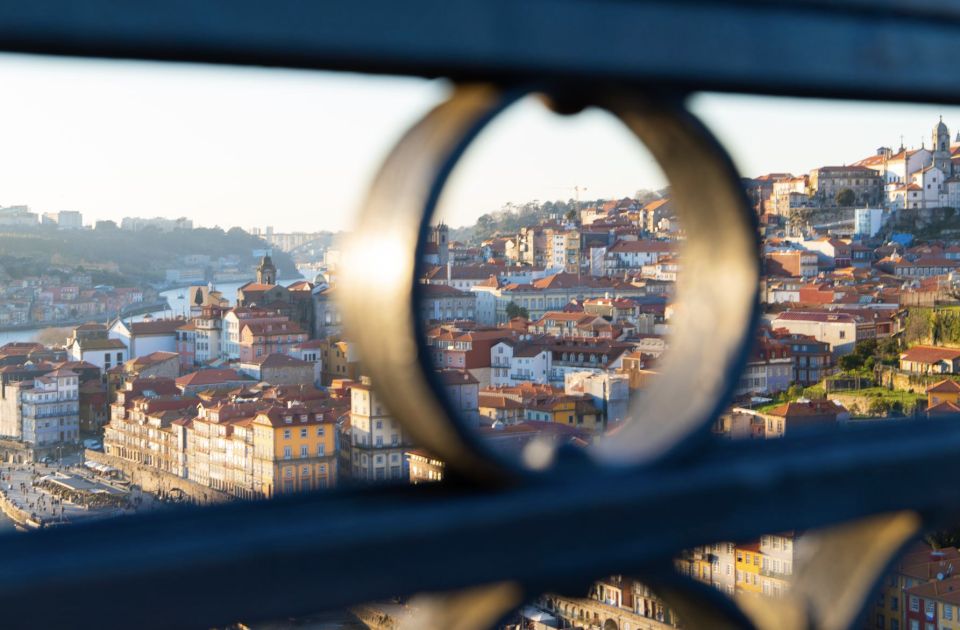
[84,450,231,506]
[0,489,39,529]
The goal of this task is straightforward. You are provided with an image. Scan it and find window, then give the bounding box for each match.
[300,445,308,458]
[317,444,325,457]
[316,426,324,436]
[299,428,307,438]
[283,446,291,460]
[948,605,955,621]
[910,596,920,612]
[283,429,291,439]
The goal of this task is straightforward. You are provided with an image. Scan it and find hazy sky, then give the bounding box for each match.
[1,52,959,233]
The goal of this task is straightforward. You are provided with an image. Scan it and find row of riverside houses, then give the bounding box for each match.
[104,377,343,498]
[0,266,161,328]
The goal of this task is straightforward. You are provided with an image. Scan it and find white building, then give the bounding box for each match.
[771,311,868,356]
[490,340,551,387]
[0,369,80,446]
[109,317,184,359]
[564,371,630,425]
[20,369,80,445]
[349,378,409,482]
[853,207,885,238]
[67,324,127,372]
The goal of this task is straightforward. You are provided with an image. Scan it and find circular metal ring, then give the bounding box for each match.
[341,84,758,482]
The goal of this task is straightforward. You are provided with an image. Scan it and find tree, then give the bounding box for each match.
[505,301,529,320]
[836,188,856,207]
[839,354,864,371]
[634,189,661,204]
[564,209,578,223]
[868,398,891,416]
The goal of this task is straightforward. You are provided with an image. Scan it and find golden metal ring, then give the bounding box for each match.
[341,85,759,481]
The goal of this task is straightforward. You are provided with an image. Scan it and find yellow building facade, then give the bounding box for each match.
[735,543,762,595]
[253,406,338,497]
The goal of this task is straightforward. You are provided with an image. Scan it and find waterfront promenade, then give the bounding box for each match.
[0,455,159,529]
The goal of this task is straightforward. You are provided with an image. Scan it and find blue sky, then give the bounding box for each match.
[0,53,957,232]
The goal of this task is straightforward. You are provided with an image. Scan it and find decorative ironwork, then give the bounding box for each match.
[0,2,957,629]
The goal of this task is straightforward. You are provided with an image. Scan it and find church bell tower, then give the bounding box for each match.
[257,254,277,285]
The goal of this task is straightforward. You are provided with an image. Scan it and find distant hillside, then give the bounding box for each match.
[0,224,298,283]
[448,190,664,244]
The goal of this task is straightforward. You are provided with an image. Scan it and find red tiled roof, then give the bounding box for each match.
[238,282,278,292]
[775,311,858,324]
[249,353,312,368]
[927,379,960,394]
[129,351,178,367]
[128,319,187,335]
[176,369,249,387]
[241,321,305,336]
[607,240,675,254]
[436,369,479,386]
[927,400,960,416]
[901,345,960,364]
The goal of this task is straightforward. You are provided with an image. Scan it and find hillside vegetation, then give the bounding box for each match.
[0,225,297,283]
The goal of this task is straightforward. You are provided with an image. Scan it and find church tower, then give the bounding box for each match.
[933,116,952,174]
[429,222,449,266]
[934,116,950,153]
[257,254,277,285]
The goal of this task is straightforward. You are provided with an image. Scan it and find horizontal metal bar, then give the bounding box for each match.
[2,1,960,103]
[0,418,958,630]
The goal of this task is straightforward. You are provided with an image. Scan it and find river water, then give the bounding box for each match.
[0,276,305,347]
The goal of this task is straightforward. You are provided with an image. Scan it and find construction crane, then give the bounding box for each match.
[552,185,588,203]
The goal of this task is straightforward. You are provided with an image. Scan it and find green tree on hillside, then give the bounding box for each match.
[836,188,856,206]
[506,302,529,320]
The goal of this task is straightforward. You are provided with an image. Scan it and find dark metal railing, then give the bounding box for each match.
[0,2,957,629]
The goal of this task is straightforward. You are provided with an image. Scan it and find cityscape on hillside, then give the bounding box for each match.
[3,117,960,629]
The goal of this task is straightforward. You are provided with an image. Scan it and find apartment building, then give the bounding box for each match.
[349,377,409,482]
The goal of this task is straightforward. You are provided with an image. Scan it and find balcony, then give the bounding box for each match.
[759,567,792,579]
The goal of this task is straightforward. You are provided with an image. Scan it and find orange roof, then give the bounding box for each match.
[901,345,960,364]
[927,379,960,394]
[128,318,187,335]
[176,369,249,387]
[928,400,960,416]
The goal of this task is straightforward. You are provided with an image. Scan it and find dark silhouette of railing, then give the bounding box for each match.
[0,2,956,629]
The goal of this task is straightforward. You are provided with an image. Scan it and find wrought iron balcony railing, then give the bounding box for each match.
[3,1,960,629]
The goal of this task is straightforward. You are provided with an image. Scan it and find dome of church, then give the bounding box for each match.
[935,117,949,134]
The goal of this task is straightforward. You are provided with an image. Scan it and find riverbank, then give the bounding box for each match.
[0,487,40,530]
[0,299,170,334]
[0,274,304,346]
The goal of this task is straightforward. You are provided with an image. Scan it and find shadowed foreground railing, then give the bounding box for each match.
[1,1,959,628]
